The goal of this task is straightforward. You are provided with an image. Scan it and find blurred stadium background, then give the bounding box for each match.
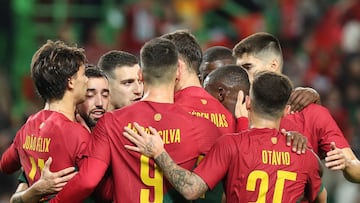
[0,0,359,202]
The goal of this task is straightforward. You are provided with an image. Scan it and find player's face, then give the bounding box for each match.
[73,64,88,104]
[77,77,110,128]
[109,64,143,109]
[204,82,240,116]
[236,53,270,83]
[199,59,234,85]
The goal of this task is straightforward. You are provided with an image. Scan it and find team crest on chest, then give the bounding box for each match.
[154,113,162,121]
[271,137,277,144]
[200,99,207,105]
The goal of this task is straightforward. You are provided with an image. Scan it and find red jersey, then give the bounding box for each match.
[194,128,322,203]
[51,101,221,203]
[280,103,350,158]
[0,110,90,186]
[175,86,236,135]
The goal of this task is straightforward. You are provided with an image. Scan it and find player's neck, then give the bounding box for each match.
[248,112,280,130]
[141,84,175,104]
[47,96,76,121]
[176,71,201,91]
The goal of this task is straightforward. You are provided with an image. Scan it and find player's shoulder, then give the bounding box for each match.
[211,133,243,152]
[301,103,329,115]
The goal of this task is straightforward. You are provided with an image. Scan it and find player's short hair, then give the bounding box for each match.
[31,40,86,101]
[85,64,108,80]
[97,50,138,78]
[161,30,202,75]
[140,37,178,85]
[251,71,293,119]
[233,32,283,66]
[204,65,250,96]
[202,46,235,64]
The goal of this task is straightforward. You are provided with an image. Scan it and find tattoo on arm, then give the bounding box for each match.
[155,152,208,199]
[144,140,155,157]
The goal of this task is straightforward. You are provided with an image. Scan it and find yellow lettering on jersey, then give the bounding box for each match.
[190,111,210,119]
[127,123,181,144]
[190,111,229,128]
[262,150,290,166]
[221,114,228,127]
[22,135,51,152]
[158,129,181,144]
[210,113,218,127]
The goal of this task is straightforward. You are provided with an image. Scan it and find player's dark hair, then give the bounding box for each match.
[205,65,250,96]
[85,64,108,80]
[97,50,138,78]
[161,30,202,75]
[140,37,178,85]
[233,32,283,66]
[202,46,235,64]
[251,71,293,118]
[31,40,86,101]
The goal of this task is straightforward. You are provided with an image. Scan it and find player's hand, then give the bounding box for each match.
[75,113,91,132]
[281,129,307,154]
[325,142,346,170]
[288,87,321,113]
[234,90,248,118]
[33,157,77,194]
[123,122,165,158]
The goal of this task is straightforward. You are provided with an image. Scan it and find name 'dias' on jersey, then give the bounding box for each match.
[190,111,229,128]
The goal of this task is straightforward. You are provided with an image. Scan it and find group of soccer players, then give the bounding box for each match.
[0,30,359,203]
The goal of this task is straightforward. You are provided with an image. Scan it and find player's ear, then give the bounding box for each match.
[138,68,143,82]
[245,95,251,110]
[176,59,186,80]
[269,57,281,73]
[217,87,225,102]
[283,104,291,117]
[67,77,74,90]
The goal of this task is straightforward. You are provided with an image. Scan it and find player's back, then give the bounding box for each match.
[281,103,350,158]
[225,128,322,202]
[14,110,90,186]
[93,101,221,202]
[175,86,236,134]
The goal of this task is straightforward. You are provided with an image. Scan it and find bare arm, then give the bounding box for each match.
[288,87,321,112]
[325,143,360,183]
[10,157,77,203]
[123,122,208,200]
[313,187,327,203]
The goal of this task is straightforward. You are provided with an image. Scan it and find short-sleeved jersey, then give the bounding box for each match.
[175,86,236,135]
[194,128,322,203]
[0,110,90,188]
[280,103,350,158]
[88,101,221,202]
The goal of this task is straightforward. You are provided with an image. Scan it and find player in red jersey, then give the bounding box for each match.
[8,66,111,203]
[0,40,90,202]
[45,37,221,203]
[161,30,237,203]
[161,30,237,135]
[233,32,360,182]
[123,71,327,203]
